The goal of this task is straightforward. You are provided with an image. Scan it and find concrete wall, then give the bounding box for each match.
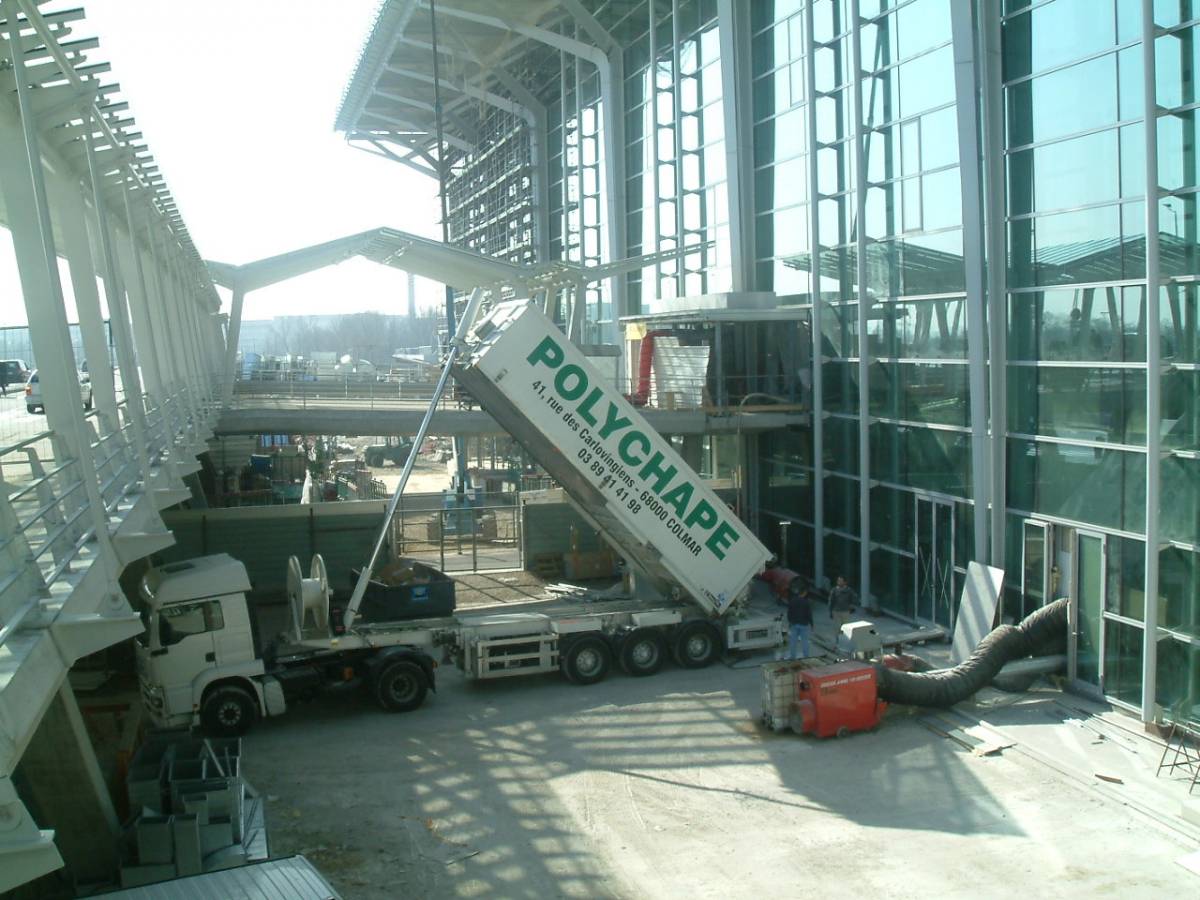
[160,502,389,600]
[521,484,738,561]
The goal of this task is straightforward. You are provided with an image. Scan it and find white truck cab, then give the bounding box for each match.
[136,555,282,733]
[137,553,437,736]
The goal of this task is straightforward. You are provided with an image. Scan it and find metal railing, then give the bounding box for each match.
[0,383,211,649]
[389,493,523,574]
[226,368,809,413]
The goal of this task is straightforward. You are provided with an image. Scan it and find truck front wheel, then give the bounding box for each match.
[374,660,428,712]
[201,685,259,736]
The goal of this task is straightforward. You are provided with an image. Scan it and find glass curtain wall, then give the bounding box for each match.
[623,0,732,314]
[1152,3,1200,720]
[1002,0,1150,706]
[750,0,972,627]
[548,40,608,337]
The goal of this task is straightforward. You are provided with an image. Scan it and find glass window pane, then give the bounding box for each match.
[898,45,955,118]
[1103,618,1144,706]
[1006,439,1146,532]
[1006,55,1118,148]
[1008,366,1146,444]
[1008,130,1120,217]
[1161,455,1200,545]
[875,299,969,359]
[1162,369,1200,450]
[1155,634,1200,719]
[1160,193,1200,277]
[871,484,915,548]
[1156,25,1200,110]
[870,362,970,426]
[824,473,861,533]
[1008,202,1144,289]
[825,415,860,475]
[871,422,972,497]
[871,547,916,619]
[1161,547,1200,638]
[1002,0,1116,82]
[820,303,859,357]
[823,359,860,413]
[759,426,815,522]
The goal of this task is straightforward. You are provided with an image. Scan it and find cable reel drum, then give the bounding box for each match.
[288,554,331,638]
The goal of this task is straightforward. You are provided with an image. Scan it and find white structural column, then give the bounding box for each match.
[118,189,168,404]
[223,289,246,404]
[804,0,826,587]
[1140,0,1162,723]
[982,7,1008,567]
[48,169,119,414]
[82,117,153,475]
[716,0,755,293]
[949,0,992,566]
[850,0,872,603]
[0,9,115,555]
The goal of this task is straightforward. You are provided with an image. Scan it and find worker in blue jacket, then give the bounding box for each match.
[782,577,814,660]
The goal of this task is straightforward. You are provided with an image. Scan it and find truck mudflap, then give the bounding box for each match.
[454,301,771,616]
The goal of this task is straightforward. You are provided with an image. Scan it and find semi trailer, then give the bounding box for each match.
[136,300,777,736]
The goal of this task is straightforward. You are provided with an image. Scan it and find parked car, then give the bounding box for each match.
[25,369,93,414]
[0,359,29,393]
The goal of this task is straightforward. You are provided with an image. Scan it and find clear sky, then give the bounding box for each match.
[0,0,444,327]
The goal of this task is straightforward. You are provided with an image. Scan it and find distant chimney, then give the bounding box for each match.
[407,272,416,319]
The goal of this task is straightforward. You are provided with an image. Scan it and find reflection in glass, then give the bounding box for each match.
[1103,618,1144,706]
[1006,439,1146,533]
[1008,366,1146,445]
[1075,532,1105,686]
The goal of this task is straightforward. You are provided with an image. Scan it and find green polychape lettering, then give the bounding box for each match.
[577,387,604,426]
[618,430,650,466]
[527,335,563,369]
[660,480,694,517]
[638,452,678,495]
[526,330,746,564]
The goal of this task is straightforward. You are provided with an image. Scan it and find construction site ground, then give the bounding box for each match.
[244,602,1200,899]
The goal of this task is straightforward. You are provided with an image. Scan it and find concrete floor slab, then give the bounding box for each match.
[244,656,1199,899]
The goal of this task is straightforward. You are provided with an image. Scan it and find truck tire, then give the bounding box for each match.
[619,629,666,677]
[672,622,721,669]
[374,660,428,712]
[200,685,259,737]
[560,635,611,685]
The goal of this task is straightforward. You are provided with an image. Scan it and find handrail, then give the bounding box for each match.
[0,428,55,458]
[6,459,80,504]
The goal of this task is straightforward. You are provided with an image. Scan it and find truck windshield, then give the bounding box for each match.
[159,600,224,646]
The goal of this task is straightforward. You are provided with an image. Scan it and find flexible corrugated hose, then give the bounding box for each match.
[875,598,1069,708]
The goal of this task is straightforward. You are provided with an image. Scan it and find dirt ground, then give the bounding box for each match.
[338,436,453,494]
[244,658,1199,899]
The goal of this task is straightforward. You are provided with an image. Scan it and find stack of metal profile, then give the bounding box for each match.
[119,731,267,888]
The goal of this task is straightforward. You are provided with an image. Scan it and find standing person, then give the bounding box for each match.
[782,577,814,660]
[829,575,859,652]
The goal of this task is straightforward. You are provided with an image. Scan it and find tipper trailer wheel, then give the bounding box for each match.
[672,622,721,669]
[560,636,612,685]
[374,660,428,712]
[201,685,259,737]
[619,629,666,676]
